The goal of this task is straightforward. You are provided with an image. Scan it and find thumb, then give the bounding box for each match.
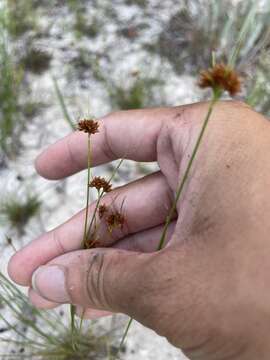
[31,248,154,316]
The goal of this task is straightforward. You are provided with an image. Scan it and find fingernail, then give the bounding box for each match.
[32,265,69,303]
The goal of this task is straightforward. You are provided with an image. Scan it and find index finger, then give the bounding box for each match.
[35,107,176,180]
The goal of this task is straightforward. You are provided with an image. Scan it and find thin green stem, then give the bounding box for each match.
[83,134,92,245]
[158,91,220,250]
[70,304,77,350]
[79,309,85,335]
[0,295,57,345]
[0,314,43,348]
[115,318,132,358]
[86,190,103,241]
[0,272,67,333]
[52,76,75,130]
[228,3,256,68]
[71,134,91,349]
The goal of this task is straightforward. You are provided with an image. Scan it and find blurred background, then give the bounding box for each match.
[0,0,269,359]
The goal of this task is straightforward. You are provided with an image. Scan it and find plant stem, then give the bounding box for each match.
[71,134,91,349]
[115,318,132,358]
[86,189,103,243]
[52,76,75,130]
[83,134,92,245]
[70,304,77,350]
[158,91,220,250]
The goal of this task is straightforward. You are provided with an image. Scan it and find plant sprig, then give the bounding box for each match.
[116,61,241,355]
[71,119,125,350]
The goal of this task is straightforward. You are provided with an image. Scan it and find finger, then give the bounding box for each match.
[28,288,114,315]
[28,286,113,319]
[28,222,175,310]
[30,243,198,325]
[35,107,177,179]
[28,288,59,309]
[30,248,157,314]
[114,221,176,252]
[8,172,175,286]
[31,240,227,349]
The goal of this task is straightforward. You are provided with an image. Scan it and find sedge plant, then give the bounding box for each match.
[72,8,255,349]
[0,271,118,359]
[70,118,125,350]
[0,194,41,234]
[115,60,242,355]
[0,16,23,159]
[53,76,76,130]
[70,59,242,358]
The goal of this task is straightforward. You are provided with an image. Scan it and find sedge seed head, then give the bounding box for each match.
[89,177,112,193]
[106,211,125,232]
[198,63,241,96]
[77,119,99,134]
[84,236,98,249]
[98,204,108,219]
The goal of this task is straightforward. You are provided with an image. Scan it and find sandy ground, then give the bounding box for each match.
[125,321,188,359]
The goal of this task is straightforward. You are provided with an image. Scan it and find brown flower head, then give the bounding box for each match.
[77,119,99,134]
[106,211,125,232]
[98,204,108,219]
[198,63,241,96]
[89,176,112,193]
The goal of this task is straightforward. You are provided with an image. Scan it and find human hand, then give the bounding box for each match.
[8,101,270,359]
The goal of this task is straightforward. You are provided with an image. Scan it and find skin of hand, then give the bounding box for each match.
[7,101,270,360]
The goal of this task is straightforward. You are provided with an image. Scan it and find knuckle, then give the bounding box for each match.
[66,135,84,170]
[51,229,66,254]
[101,121,118,161]
[85,251,109,309]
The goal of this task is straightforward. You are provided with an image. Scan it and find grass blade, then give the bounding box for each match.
[52,76,75,130]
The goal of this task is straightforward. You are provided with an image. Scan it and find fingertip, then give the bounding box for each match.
[34,153,44,177]
[34,132,86,180]
[29,288,59,309]
[34,152,58,180]
[7,252,30,287]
